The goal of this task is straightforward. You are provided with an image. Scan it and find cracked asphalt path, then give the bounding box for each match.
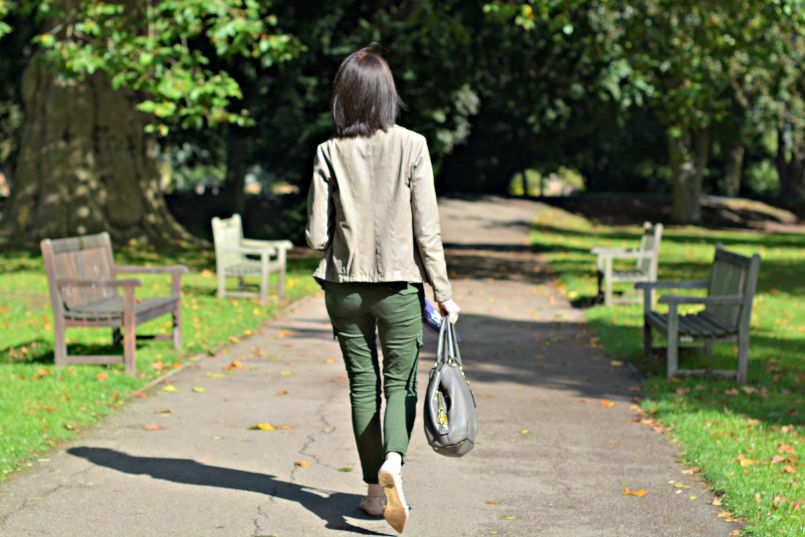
[0,196,736,537]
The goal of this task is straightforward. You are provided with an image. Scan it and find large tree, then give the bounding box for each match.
[0,0,300,246]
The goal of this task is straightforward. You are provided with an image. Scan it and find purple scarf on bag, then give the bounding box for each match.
[423,298,460,341]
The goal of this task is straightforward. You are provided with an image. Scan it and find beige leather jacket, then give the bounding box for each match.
[305,124,453,302]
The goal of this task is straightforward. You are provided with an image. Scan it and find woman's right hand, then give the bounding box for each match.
[438,299,461,324]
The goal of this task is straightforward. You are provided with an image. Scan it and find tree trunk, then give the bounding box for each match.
[0,55,197,247]
[776,127,805,198]
[222,126,250,216]
[723,140,744,197]
[668,127,709,224]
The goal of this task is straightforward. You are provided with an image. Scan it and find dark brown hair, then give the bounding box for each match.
[331,46,402,137]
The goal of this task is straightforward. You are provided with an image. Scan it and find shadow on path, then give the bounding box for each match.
[67,447,391,536]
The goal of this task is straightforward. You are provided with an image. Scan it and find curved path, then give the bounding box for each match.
[0,196,735,536]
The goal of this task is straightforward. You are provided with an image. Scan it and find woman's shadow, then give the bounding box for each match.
[67,446,390,536]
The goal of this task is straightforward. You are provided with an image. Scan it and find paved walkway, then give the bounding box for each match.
[0,196,735,537]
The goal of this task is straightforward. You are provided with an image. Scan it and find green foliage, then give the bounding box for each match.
[0,1,11,38]
[15,0,303,135]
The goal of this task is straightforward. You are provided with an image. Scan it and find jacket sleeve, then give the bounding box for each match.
[411,137,453,303]
[305,144,332,252]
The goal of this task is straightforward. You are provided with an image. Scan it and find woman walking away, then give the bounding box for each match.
[305,45,459,533]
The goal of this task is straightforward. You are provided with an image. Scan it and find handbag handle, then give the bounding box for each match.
[436,318,463,366]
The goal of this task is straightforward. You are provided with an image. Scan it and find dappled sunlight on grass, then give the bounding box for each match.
[532,204,804,537]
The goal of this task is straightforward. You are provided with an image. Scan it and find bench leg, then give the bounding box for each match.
[737,332,749,384]
[112,328,122,346]
[54,316,67,367]
[643,317,653,359]
[217,271,226,299]
[259,255,270,305]
[172,302,182,350]
[123,288,137,376]
[604,258,613,306]
[667,306,679,380]
[278,249,287,299]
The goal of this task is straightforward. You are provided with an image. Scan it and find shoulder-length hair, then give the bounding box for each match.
[331,46,402,138]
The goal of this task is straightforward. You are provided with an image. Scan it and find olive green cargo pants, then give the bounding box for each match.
[324,282,424,485]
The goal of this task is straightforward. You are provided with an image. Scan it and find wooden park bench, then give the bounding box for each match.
[591,222,663,305]
[41,232,187,375]
[636,244,761,384]
[211,214,292,304]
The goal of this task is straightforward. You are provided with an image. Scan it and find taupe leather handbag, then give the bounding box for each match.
[424,319,478,457]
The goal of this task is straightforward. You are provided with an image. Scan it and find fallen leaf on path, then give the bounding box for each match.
[162,384,178,392]
[143,424,166,431]
[280,370,293,376]
[519,428,529,435]
[324,358,336,365]
[228,336,240,344]
[610,360,624,367]
[154,408,172,415]
[622,488,648,497]
[278,424,295,430]
[133,391,147,398]
[250,423,275,431]
[295,460,311,468]
[486,499,499,505]
[192,386,206,393]
[224,360,242,370]
[96,372,108,382]
[711,496,723,506]
[277,330,291,338]
[599,399,616,407]
[668,480,690,489]
[206,372,226,378]
[338,467,353,472]
[717,511,742,522]
[275,389,288,396]
[322,427,333,433]
[501,515,518,520]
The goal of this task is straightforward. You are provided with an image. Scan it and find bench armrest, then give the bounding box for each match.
[115,265,188,275]
[57,278,142,289]
[635,280,708,290]
[219,246,277,256]
[591,247,633,255]
[242,239,293,250]
[659,294,744,305]
[597,250,654,260]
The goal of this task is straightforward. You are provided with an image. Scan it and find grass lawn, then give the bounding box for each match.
[532,205,804,537]
[0,243,320,481]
